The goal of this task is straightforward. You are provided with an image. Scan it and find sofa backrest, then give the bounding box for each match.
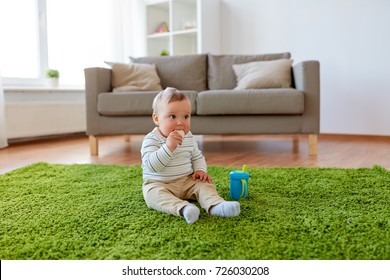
[130,54,207,91]
[130,52,291,91]
[207,52,291,90]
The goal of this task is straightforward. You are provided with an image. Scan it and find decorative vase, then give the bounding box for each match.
[46,78,59,87]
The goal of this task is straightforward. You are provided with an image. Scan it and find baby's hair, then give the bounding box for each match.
[152,87,189,113]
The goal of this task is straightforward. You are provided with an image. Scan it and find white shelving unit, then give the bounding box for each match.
[145,0,220,56]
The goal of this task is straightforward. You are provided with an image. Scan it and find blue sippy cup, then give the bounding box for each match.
[229,165,249,200]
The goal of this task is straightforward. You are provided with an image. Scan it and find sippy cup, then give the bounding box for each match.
[229,165,249,200]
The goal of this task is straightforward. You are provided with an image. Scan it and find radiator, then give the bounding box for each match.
[6,102,86,139]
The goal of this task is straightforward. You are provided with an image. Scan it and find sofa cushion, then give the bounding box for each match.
[111,63,163,92]
[196,89,304,115]
[208,52,291,90]
[233,59,293,89]
[130,54,207,91]
[98,90,198,116]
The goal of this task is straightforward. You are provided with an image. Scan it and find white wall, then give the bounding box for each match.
[220,0,390,135]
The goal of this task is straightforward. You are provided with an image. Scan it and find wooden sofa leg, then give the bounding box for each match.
[89,135,98,156]
[309,134,318,156]
[293,135,299,153]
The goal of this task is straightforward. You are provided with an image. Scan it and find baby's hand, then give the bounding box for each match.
[192,170,213,183]
[166,130,184,152]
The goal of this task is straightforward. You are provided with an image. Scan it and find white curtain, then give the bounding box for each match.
[0,71,8,149]
[109,0,146,62]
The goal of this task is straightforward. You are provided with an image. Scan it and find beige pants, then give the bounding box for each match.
[142,175,225,216]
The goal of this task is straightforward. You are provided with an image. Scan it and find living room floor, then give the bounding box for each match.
[1,134,389,174]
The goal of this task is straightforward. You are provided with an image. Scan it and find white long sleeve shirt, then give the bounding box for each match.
[141,127,207,181]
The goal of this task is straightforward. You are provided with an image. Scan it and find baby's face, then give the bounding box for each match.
[153,99,191,138]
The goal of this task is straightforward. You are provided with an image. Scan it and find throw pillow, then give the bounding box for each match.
[232,59,293,90]
[111,63,163,92]
[130,54,207,91]
[207,52,291,90]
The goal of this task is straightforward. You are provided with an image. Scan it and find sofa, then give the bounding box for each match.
[84,52,320,156]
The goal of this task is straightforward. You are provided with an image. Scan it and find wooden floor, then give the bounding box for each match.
[1,133,389,174]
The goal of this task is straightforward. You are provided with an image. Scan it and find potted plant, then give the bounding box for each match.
[45,69,60,87]
[160,50,169,56]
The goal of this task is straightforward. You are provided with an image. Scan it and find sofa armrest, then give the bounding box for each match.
[84,67,112,135]
[292,61,320,133]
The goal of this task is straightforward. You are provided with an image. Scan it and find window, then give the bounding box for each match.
[0,0,46,85]
[1,0,144,87]
[45,0,114,85]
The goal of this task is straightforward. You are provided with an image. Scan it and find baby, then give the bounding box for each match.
[141,87,240,224]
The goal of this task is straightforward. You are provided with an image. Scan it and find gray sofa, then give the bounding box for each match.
[84,52,320,156]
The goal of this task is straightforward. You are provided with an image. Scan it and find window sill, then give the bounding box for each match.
[4,86,85,103]
[4,86,84,93]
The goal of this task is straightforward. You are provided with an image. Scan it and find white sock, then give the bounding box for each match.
[182,204,200,224]
[210,201,240,217]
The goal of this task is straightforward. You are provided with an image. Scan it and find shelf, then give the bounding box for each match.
[172,28,197,35]
[148,28,197,38]
[145,0,220,56]
[147,32,170,39]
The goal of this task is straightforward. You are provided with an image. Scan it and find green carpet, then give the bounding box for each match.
[0,162,389,260]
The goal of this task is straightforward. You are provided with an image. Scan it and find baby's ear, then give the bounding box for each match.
[152,113,159,126]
